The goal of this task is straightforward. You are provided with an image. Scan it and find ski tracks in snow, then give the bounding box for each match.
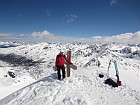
[0,72,140,105]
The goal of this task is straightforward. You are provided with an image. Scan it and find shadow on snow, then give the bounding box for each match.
[0,53,43,67]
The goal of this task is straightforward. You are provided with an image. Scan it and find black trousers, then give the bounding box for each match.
[57,66,65,80]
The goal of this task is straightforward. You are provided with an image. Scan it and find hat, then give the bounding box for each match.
[59,50,65,55]
[60,49,65,53]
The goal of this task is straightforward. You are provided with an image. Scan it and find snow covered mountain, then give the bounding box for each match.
[0,42,140,105]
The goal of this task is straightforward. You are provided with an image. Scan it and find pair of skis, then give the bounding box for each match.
[107,60,122,86]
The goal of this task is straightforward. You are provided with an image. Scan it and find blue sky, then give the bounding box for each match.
[0,0,140,43]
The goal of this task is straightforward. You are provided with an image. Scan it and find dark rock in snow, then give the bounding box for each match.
[120,47,132,54]
[8,71,16,78]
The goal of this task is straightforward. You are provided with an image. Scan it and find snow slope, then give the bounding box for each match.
[0,42,140,105]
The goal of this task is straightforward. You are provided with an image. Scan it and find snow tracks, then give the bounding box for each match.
[0,73,140,105]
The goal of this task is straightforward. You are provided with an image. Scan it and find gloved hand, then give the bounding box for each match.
[53,66,57,71]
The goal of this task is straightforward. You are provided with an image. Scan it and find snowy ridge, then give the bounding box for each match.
[0,42,140,105]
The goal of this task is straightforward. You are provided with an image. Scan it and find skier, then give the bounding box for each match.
[55,51,73,80]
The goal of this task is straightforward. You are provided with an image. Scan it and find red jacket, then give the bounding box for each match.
[55,54,72,66]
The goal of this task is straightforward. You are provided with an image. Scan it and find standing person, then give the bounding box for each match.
[55,51,73,80]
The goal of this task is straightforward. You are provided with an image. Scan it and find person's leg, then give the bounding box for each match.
[62,66,65,79]
[57,66,61,80]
